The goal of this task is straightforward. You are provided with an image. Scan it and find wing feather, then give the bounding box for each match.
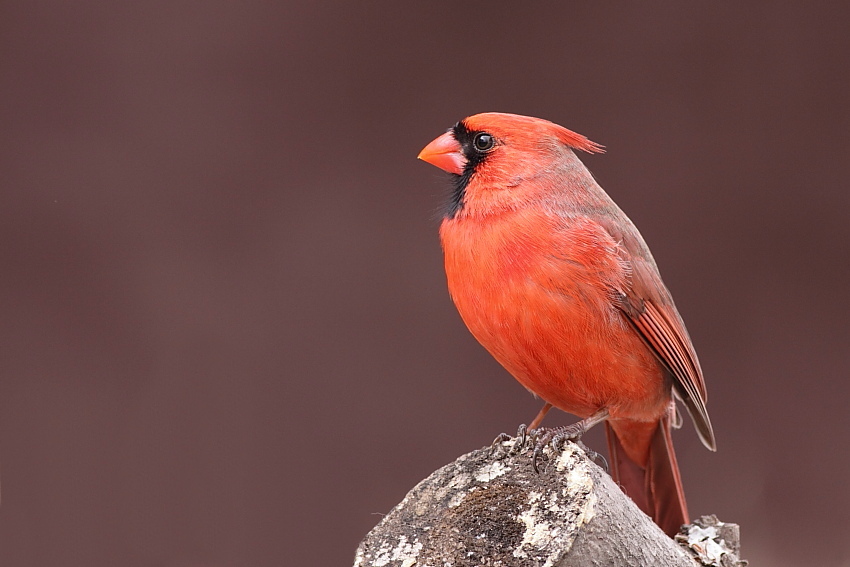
[559,213,716,451]
[618,289,716,451]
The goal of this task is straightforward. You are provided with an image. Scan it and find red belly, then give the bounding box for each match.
[441,213,671,424]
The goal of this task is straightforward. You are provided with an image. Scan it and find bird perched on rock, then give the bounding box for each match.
[418,112,715,537]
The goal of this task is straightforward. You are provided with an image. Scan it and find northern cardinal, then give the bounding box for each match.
[418,112,715,537]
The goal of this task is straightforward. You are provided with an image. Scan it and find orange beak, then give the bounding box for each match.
[417,132,466,175]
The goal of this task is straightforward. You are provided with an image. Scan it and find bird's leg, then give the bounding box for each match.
[532,408,610,472]
[528,402,553,431]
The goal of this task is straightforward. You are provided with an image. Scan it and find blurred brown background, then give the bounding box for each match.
[1,2,848,565]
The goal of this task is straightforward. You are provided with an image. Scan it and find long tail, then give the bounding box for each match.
[604,413,688,537]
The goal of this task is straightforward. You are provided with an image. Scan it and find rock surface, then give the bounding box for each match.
[354,438,743,567]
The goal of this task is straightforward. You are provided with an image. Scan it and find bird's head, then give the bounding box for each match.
[418,112,604,220]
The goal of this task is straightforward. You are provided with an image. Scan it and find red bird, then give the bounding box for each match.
[418,112,715,537]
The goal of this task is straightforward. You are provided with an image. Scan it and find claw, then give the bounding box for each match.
[491,423,532,458]
[490,432,513,457]
[532,444,547,473]
[594,453,609,472]
[576,441,609,472]
[516,424,528,449]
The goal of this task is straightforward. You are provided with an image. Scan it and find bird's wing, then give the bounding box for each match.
[595,215,717,451]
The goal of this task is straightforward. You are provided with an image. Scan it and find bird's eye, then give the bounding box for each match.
[473,133,495,152]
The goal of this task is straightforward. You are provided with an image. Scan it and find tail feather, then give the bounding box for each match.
[605,414,688,537]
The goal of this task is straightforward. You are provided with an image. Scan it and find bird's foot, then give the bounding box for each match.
[531,422,588,472]
[531,409,610,472]
[490,424,530,458]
